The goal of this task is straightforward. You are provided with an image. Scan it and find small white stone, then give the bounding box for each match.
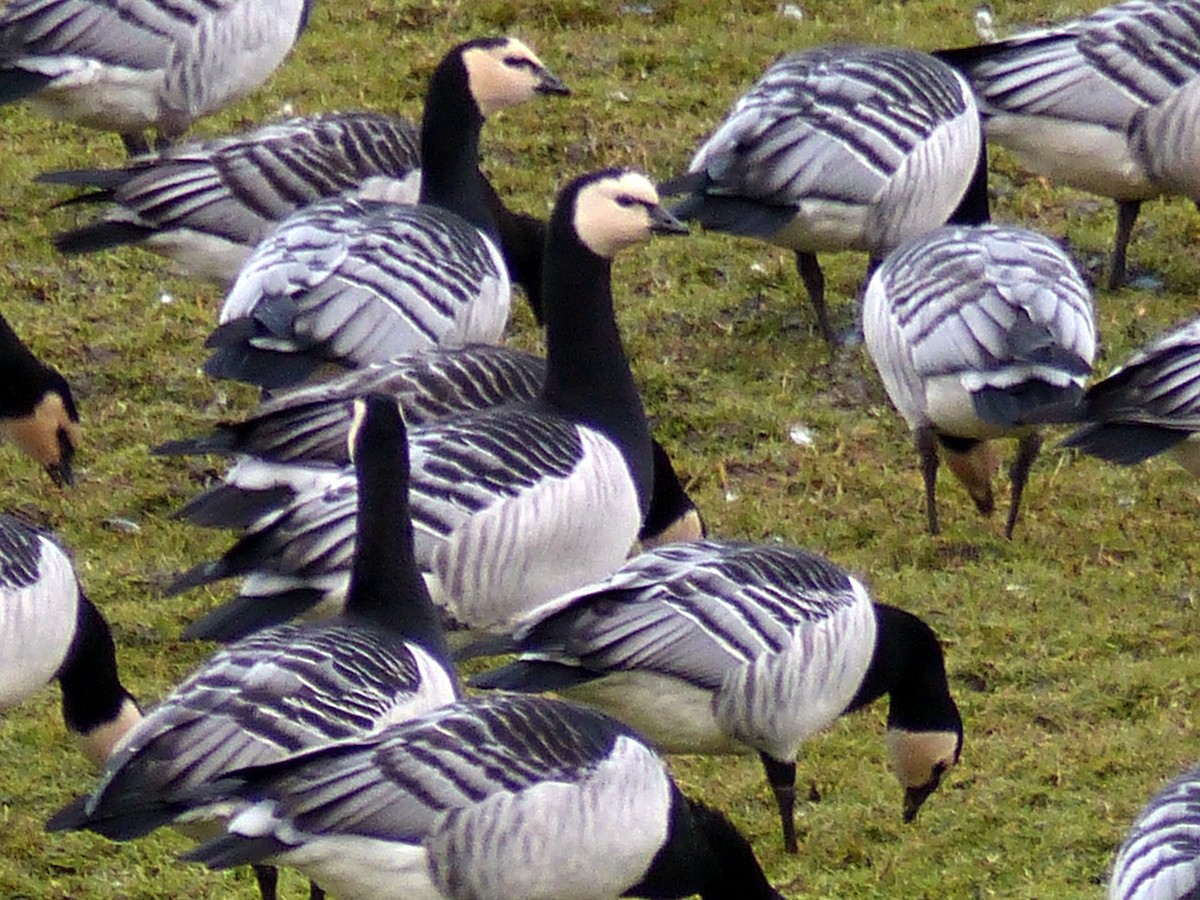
[159,292,175,305]
[101,517,141,534]
[750,263,768,274]
[788,424,815,447]
[724,489,740,503]
[608,90,631,103]
[777,3,805,21]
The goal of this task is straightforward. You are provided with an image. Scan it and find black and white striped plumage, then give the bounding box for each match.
[202,37,568,390]
[863,223,1097,537]
[1063,317,1200,475]
[0,310,81,486]
[1109,766,1200,900]
[469,540,964,854]
[665,45,988,344]
[0,0,313,154]
[181,694,786,900]
[156,345,703,561]
[47,395,459,900]
[42,112,422,283]
[935,0,1200,288]
[169,169,687,642]
[0,514,139,765]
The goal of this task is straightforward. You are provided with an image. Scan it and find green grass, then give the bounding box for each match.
[1,1,1198,897]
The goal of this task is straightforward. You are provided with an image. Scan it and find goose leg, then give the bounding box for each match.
[1109,200,1141,290]
[795,251,836,346]
[915,426,941,536]
[759,751,799,853]
[310,882,326,900]
[1005,431,1043,539]
[252,864,279,900]
[120,132,151,157]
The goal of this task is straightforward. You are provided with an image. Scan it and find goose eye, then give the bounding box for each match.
[615,195,636,208]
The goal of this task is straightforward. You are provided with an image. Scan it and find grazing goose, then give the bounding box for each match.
[156,344,704,556]
[468,540,963,854]
[46,394,459,900]
[862,223,1096,538]
[168,169,688,642]
[0,514,140,765]
[0,310,81,486]
[0,0,313,155]
[663,45,989,345]
[1062,317,1200,475]
[1109,766,1200,900]
[179,693,786,900]
[201,37,569,390]
[935,0,1200,289]
[39,112,549,309]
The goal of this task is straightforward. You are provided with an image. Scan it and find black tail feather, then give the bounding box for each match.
[468,660,601,692]
[1061,423,1189,466]
[182,588,327,642]
[54,220,155,254]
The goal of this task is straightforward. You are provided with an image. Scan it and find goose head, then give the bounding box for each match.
[571,169,689,259]
[461,37,570,117]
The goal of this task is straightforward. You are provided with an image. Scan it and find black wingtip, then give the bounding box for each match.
[1060,423,1189,466]
[152,429,236,457]
[53,220,155,255]
[45,795,90,833]
[181,588,327,642]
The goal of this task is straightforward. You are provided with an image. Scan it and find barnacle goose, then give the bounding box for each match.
[46,394,459,900]
[39,112,550,311]
[167,169,688,642]
[935,0,1200,289]
[862,223,1096,538]
[1062,316,1200,475]
[201,37,569,390]
[663,45,989,345]
[156,345,704,559]
[469,540,963,854]
[0,0,313,155]
[0,310,81,486]
[1108,766,1200,900]
[0,514,139,765]
[179,693,786,900]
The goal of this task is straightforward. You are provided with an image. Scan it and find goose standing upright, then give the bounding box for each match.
[0,311,81,486]
[168,169,688,642]
[202,37,569,390]
[179,693,787,900]
[46,394,459,900]
[934,0,1200,288]
[0,0,314,154]
[469,540,964,854]
[1108,766,1200,900]
[39,111,550,307]
[862,223,1096,538]
[1062,316,1200,476]
[0,514,140,765]
[664,45,989,344]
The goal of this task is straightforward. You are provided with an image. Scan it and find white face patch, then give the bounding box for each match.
[573,172,663,258]
[886,728,960,790]
[463,39,551,117]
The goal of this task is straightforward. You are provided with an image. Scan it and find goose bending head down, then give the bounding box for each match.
[167,169,689,642]
[180,694,788,900]
[0,515,140,766]
[863,224,1097,538]
[664,45,989,345]
[201,37,569,390]
[0,0,315,154]
[0,311,81,486]
[935,0,1200,289]
[468,540,964,853]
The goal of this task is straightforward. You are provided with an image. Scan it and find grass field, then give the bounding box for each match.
[0,1,1197,897]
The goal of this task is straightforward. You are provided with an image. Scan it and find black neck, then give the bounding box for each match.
[0,313,55,413]
[947,133,991,226]
[639,439,696,542]
[845,604,961,733]
[417,54,497,242]
[633,791,779,900]
[57,593,135,736]
[346,398,452,668]
[538,209,653,512]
